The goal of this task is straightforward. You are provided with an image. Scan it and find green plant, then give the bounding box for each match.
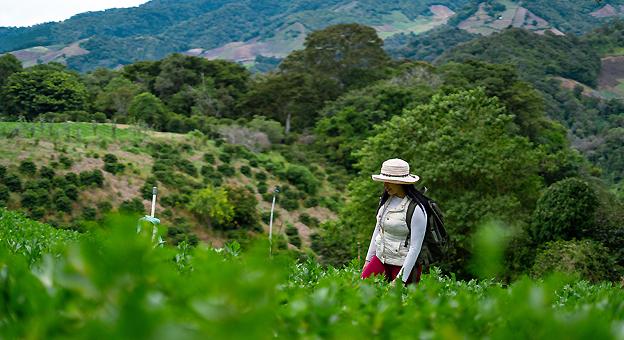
[285,223,301,248]
[19,160,37,176]
[187,186,234,228]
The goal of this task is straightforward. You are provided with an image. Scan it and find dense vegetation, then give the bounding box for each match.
[0,21,622,283]
[2,0,623,71]
[1,209,623,338]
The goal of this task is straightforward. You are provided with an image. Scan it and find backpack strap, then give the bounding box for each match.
[404,199,419,247]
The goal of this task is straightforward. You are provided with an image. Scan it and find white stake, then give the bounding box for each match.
[150,186,157,218]
[269,186,279,255]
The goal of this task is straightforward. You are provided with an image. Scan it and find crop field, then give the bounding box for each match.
[1,208,623,339]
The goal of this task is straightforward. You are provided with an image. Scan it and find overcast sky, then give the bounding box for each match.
[0,0,150,27]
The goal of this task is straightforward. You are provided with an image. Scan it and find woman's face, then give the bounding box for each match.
[383,182,405,197]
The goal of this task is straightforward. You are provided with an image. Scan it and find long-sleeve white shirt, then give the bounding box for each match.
[365,195,427,283]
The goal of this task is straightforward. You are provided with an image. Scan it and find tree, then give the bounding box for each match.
[530,178,598,243]
[339,88,544,276]
[188,186,234,228]
[95,77,142,118]
[128,92,169,129]
[280,23,390,91]
[242,72,323,134]
[0,54,22,88]
[226,186,260,230]
[3,69,88,119]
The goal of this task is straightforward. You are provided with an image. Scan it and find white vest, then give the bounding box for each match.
[374,196,411,266]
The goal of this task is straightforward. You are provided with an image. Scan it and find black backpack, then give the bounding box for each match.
[404,190,449,268]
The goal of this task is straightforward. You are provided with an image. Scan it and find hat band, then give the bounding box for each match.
[381,172,410,178]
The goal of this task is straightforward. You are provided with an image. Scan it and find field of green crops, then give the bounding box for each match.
[1,208,623,339]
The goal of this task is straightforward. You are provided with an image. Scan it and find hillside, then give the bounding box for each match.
[3,0,624,71]
[0,121,341,251]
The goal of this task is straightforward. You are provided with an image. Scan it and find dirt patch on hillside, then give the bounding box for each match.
[591,4,620,18]
[71,158,104,173]
[598,56,624,89]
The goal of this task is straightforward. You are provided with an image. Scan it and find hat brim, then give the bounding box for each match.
[371,174,420,184]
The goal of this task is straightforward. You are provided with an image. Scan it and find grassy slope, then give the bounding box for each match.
[0,122,339,249]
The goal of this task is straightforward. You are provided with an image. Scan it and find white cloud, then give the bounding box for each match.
[0,0,150,27]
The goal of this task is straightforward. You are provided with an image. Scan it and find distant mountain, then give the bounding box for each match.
[2,0,624,72]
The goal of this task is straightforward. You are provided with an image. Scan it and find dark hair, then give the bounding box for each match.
[377,184,425,213]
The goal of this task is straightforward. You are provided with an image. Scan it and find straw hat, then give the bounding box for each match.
[371,158,420,184]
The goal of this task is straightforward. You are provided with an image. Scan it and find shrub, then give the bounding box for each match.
[59,155,73,169]
[119,198,145,214]
[255,171,267,181]
[320,197,339,213]
[55,195,72,213]
[0,165,6,180]
[531,239,620,282]
[141,177,159,200]
[203,153,216,164]
[187,186,234,229]
[262,193,274,203]
[79,170,104,187]
[3,174,22,192]
[21,189,47,210]
[39,166,55,179]
[19,160,37,176]
[65,185,78,201]
[285,223,301,248]
[283,164,319,195]
[0,184,9,205]
[103,154,118,164]
[260,209,280,223]
[177,159,198,177]
[97,201,113,214]
[103,154,125,174]
[249,159,258,167]
[257,182,268,194]
[82,207,97,221]
[304,197,319,208]
[167,226,199,246]
[219,152,232,164]
[280,197,299,211]
[217,164,235,177]
[226,186,260,230]
[530,178,598,243]
[240,165,251,176]
[64,173,79,186]
[247,116,284,143]
[299,213,320,228]
[201,165,216,177]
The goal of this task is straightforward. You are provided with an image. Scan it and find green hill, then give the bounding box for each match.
[0,121,341,251]
[3,0,624,71]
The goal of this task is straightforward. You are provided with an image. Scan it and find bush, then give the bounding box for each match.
[304,197,319,208]
[177,159,198,177]
[65,185,78,201]
[280,197,299,211]
[283,164,319,195]
[59,155,73,169]
[103,154,118,164]
[55,195,72,213]
[141,177,158,200]
[97,201,113,214]
[217,164,235,177]
[79,170,104,187]
[119,198,145,214]
[82,207,97,221]
[19,161,37,176]
[219,152,232,164]
[39,166,55,179]
[21,189,47,210]
[103,154,125,174]
[29,206,45,220]
[3,174,22,192]
[201,165,216,177]
[203,153,216,164]
[226,186,260,230]
[299,213,320,228]
[285,223,301,248]
[0,184,9,205]
[64,173,79,186]
[531,239,620,282]
[530,178,598,243]
[0,165,6,180]
[240,165,251,176]
[187,186,234,229]
[255,171,267,181]
[257,182,268,194]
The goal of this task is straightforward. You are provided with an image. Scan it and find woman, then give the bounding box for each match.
[361,158,427,285]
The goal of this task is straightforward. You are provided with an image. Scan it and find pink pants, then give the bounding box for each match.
[361,255,422,285]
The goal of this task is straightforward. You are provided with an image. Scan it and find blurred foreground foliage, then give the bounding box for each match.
[1,209,623,339]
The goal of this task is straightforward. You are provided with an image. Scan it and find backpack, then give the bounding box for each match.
[404,189,449,268]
